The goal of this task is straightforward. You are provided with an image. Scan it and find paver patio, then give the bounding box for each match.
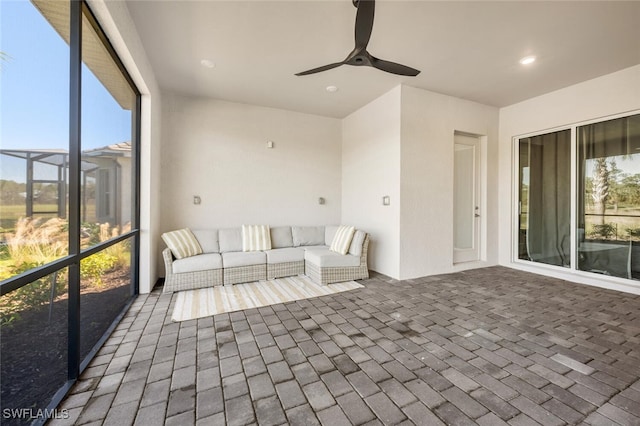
[51,266,640,425]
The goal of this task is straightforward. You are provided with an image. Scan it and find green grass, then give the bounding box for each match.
[1,204,28,217]
[1,204,97,233]
[585,206,640,240]
[1,204,62,216]
[1,204,56,236]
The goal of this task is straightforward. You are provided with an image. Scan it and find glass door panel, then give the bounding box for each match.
[518,130,571,267]
[577,114,640,279]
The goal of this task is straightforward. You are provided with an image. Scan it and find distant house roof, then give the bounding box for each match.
[82,141,132,158]
[0,141,131,172]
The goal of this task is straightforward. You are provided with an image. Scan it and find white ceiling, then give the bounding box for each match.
[126,1,640,118]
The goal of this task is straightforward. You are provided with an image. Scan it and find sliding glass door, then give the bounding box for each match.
[577,115,640,279]
[516,113,640,282]
[518,130,571,267]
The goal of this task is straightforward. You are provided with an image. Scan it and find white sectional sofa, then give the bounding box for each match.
[162,225,369,292]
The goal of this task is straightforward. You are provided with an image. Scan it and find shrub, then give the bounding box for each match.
[0,272,68,327]
[0,219,131,324]
[0,218,70,326]
[590,223,616,239]
[80,251,118,287]
[1,217,68,278]
[81,222,101,247]
[100,222,132,270]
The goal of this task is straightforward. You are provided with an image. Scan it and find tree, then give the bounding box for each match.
[620,174,640,205]
[591,158,609,225]
[0,180,26,204]
[607,159,622,212]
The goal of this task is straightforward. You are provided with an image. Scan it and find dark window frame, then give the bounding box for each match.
[0,1,141,421]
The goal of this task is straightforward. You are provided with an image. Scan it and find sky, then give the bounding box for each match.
[1,0,132,183]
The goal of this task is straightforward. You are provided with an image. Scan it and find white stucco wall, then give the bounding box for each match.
[342,87,402,278]
[499,65,640,294]
[341,85,499,280]
[89,0,163,293]
[161,95,342,233]
[399,86,500,279]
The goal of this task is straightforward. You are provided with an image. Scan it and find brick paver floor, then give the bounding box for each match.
[51,266,640,425]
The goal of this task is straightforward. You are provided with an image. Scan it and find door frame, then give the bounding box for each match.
[453,132,484,264]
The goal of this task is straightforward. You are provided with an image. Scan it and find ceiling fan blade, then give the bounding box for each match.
[354,0,375,49]
[295,62,344,76]
[370,56,421,76]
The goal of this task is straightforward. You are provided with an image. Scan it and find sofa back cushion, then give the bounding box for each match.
[348,230,367,257]
[218,228,243,253]
[292,226,325,247]
[270,226,293,248]
[191,229,219,253]
[162,228,203,259]
[325,225,340,246]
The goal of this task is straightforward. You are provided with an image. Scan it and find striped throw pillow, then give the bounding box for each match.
[242,225,272,252]
[330,225,356,255]
[162,228,203,259]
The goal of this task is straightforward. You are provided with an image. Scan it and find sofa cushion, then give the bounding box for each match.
[325,225,340,246]
[349,230,366,257]
[270,226,293,248]
[162,228,203,259]
[222,251,267,268]
[305,249,360,268]
[242,224,272,251]
[192,229,219,253]
[173,253,222,273]
[292,226,325,247]
[219,228,243,252]
[330,225,356,255]
[302,245,329,252]
[265,247,305,264]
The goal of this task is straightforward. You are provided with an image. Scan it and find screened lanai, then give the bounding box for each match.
[1,148,95,220]
[1,142,131,226]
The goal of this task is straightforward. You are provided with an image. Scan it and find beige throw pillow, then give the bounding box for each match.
[162,228,203,259]
[242,225,272,251]
[348,230,366,257]
[330,225,356,255]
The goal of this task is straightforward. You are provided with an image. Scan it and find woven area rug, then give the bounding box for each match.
[171,275,363,321]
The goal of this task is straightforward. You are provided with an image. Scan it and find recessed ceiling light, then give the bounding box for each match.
[325,85,338,93]
[200,59,216,68]
[519,56,536,65]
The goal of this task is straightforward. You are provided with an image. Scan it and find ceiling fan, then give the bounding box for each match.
[295,0,420,77]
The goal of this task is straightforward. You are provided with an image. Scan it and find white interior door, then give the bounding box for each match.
[453,134,481,263]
